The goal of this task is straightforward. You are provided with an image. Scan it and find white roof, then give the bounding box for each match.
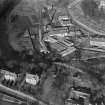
[1,70,17,81]
[58,16,69,20]
[25,73,39,85]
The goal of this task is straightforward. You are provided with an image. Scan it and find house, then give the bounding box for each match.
[58,15,73,27]
[0,70,17,82]
[25,73,39,86]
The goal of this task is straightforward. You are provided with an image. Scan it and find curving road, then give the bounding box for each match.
[68,0,105,35]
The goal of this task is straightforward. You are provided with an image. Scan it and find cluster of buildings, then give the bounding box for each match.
[65,87,90,105]
[50,14,105,55]
[0,69,40,94]
[5,4,105,105]
[43,15,79,57]
[44,30,76,57]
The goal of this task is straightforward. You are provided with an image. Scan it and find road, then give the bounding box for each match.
[0,100,21,105]
[0,84,47,105]
[70,15,105,35]
[68,0,105,35]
